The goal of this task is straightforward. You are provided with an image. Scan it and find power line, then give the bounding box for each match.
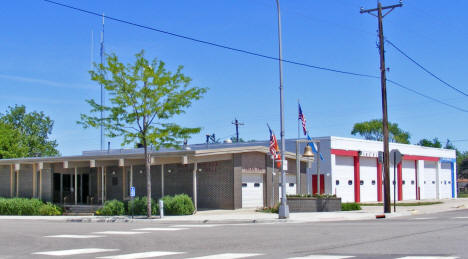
[43,0,468,114]
[43,0,378,79]
[386,79,468,113]
[385,39,468,97]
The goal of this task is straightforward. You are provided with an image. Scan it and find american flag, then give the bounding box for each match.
[267,124,279,158]
[299,103,307,135]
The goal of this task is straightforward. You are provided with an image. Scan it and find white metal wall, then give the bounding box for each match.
[359,157,377,202]
[440,162,452,199]
[402,160,416,200]
[334,156,355,202]
[423,161,437,199]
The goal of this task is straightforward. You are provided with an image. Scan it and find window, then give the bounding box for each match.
[348,180,353,185]
[254,183,260,187]
[336,180,340,185]
[289,183,295,187]
[393,180,396,185]
[242,183,247,187]
[411,180,415,185]
[112,177,118,186]
[444,181,447,185]
[371,180,376,185]
[448,181,451,184]
[402,180,406,185]
[360,180,364,186]
[424,181,426,184]
[432,181,435,184]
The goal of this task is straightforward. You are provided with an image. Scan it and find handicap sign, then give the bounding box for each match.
[130,186,135,197]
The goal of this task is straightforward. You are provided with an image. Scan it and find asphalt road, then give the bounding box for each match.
[1,210,467,259]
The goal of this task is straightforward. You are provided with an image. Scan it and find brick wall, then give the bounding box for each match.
[197,159,234,209]
[0,166,11,197]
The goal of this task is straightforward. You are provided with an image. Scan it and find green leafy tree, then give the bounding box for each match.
[351,119,410,144]
[0,123,28,159]
[79,51,207,217]
[417,138,442,148]
[0,105,59,157]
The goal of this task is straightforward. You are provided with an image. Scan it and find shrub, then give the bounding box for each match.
[258,203,279,214]
[127,197,159,216]
[0,198,63,215]
[38,202,62,216]
[341,202,361,211]
[96,200,125,216]
[162,194,195,215]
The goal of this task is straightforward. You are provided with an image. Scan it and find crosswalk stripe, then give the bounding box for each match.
[395,257,459,259]
[132,228,187,231]
[186,253,262,259]
[93,231,149,235]
[287,256,354,259]
[32,248,118,256]
[170,224,218,228]
[97,251,185,259]
[413,217,435,220]
[45,234,104,239]
[454,216,468,219]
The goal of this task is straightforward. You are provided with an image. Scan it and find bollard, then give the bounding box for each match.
[159,199,164,218]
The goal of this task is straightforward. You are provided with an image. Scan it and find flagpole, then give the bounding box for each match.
[272,155,275,208]
[296,100,301,195]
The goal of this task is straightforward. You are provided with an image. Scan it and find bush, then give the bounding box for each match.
[38,202,62,216]
[96,200,125,216]
[162,194,195,215]
[258,203,279,214]
[341,202,361,211]
[0,198,63,215]
[127,197,159,216]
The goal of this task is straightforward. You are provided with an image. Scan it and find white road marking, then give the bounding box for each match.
[454,216,468,219]
[44,234,104,239]
[396,256,459,259]
[413,217,435,220]
[93,231,149,235]
[33,248,118,256]
[97,251,185,259]
[170,224,218,228]
[287,256,355,259]
[132,228,187,231]
[186,253,263,259]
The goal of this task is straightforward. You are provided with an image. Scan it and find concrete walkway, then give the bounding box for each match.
[0,198,466,224]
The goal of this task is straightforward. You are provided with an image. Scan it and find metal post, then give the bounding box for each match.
[296,140,300,195]
[272,156,275,207]
[307,160,311,195]
[317,142,321,195]
[130,165,133,191]
[80,171,83,203]
[393,155,396,212]
[60,173,63,203]
[275,0,289,219]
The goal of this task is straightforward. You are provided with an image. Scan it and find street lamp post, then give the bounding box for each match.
[275,0,288,219]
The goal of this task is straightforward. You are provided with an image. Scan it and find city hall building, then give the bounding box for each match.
[0,136,458,210]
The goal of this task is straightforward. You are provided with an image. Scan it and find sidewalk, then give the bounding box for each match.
[0,198,466,224]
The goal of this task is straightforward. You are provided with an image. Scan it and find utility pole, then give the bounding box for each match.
[231,118,244,142]
[100,13,105,151]
[361,1,402,214]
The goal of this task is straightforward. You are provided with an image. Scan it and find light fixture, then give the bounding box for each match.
[198,168,202,172]
[139,170,143,174]
[167,169,172,173]
[112,171,116,175]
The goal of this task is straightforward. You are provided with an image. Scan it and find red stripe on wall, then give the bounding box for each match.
[415,160,419,200]
[377,159,382,202]
[354,156,360,203]
[397,162,403,201]
[403,155,439,161]
[331,149,359,157]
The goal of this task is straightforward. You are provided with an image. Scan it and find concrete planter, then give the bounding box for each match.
[287,197,342,212]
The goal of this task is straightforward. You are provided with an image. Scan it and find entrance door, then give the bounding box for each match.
[312,175,325,194]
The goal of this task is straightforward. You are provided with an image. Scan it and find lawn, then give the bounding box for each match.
[458,193,468,198]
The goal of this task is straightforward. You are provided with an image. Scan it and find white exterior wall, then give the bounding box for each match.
[315,136,457,203]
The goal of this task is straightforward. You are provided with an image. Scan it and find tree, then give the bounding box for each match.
[351,119,410,144]
[0,122,28,159]
[79,51,207,217]
[0,105,59,157]
[417,138,442,148]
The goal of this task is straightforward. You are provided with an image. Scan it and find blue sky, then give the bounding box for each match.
[1,0,467,155]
